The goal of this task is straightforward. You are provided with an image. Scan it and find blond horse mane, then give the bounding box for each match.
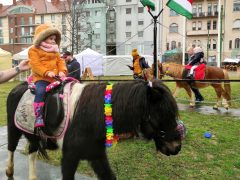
[161,63,184,79]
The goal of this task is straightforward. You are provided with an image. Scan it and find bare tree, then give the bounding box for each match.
[62,0,92,54]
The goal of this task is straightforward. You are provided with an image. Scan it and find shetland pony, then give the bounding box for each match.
[157,62,231,109]
[6,80,182,180]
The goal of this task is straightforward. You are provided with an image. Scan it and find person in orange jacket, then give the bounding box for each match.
[28,24,67,132]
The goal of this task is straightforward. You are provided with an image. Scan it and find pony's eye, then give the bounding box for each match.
[159,131,166,138]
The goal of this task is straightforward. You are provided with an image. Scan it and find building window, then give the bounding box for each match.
[62,14,66,24]
[0,18,2,27]
[233,0,240,11]
[41,15,44,24]
[197,40,201,47]
[170,10,178,16]
[86,11,90,17]
[166,43,169,50]
[0,29,2,37]
[192,5,197,16]
[20,17,24,25]
[126,21,131,26]
[10,28,13,34]
[213,20,217,30]
[208,39,211,49]
[51,14,55,23]
[126,8,131,14]
[207,21,211,30]
[29,17,33,25]
[213,4,218,15]
[95,10,101,16]
[21,27,25,36]
[198,21,202,30]
[126,0,131,2]
[213,39,217,49]
[235,38,240,48]
[95,22,101,28]
[0,38,3,44]
[208,3,212,15]
[30,27,33,35]
[198,4,202,14]
[126,32,131,38]
[171,41,176,50]
[192,40,197,48]
[178,42,181,48]
[137,44,144,54]
[138,20,144,25]
[192,22,196,31]
[169,23,178,33]
[208,56,216,63]
[233,19,240,29]
[229,40,232,49]
[138,31,144,37]
[138,7,144,13]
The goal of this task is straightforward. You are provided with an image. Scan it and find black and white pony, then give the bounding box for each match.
[6,80,182,180]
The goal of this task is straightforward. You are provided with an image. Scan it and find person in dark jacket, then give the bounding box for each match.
[187,46,204,79]
[127,48,150,80]
[62,51,81,80]
[187,47,204,102]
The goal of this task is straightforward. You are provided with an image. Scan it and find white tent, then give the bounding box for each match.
[12,46,32,60]
[103,55,153,76]
[0,48,12,70]
[75,48,103,76]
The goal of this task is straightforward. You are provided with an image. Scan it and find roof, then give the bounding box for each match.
[0,0,70,17]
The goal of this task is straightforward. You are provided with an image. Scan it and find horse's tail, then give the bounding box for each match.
[223,69,231,103]
[37,140,49,159]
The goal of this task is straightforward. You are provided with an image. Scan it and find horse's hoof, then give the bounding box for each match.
[224,106,229,110]
[6,168,14,177]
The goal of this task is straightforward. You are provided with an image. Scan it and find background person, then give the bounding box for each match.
[127,48,150,80]
[187,47,204,102]
[29,23,67,131]
[0,60,30,84]
[62,51,81,80]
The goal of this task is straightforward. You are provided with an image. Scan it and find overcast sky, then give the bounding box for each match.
[0,0,13,5]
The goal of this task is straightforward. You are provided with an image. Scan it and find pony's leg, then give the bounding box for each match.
[212,84,222,110]
[172,85,180,98]
[90,153,115,180]
[183,86,195,107]
[61,150,80,180]
[28,141,39,180]
[6,125,22,177]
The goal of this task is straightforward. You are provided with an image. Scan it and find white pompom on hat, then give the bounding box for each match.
[193,47,203,54]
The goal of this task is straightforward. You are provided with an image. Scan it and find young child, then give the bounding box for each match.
[29,24,67,131]
[187,47,204,79]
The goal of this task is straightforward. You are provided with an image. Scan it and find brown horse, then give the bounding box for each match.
[153,62,231,110]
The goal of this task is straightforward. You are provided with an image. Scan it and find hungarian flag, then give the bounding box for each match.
[167,0,193,19]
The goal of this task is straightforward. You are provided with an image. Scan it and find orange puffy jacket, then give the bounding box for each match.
[29,46,67,83]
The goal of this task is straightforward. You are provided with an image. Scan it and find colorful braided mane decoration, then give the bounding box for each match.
[104,83,119,147]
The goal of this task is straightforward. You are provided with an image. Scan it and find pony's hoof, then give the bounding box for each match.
[6,168,14,177]
[213,106,218,110]
[224,106,229,110]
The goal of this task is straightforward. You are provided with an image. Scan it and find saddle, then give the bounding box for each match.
[183,63,206,80]
[15,77,78,138]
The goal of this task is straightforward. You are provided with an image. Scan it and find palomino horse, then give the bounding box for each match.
[156,62,231,109]
[6,80,183,180]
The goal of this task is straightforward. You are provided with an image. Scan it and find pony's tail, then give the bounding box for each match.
[223,69,231,104]
[38,140,49,159]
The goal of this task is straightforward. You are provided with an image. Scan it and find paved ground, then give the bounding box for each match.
[0,103,239,179]
[0,126,95,180]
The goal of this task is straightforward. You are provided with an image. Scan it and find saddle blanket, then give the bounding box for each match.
[185,63,206,80]
[14,81,75,139]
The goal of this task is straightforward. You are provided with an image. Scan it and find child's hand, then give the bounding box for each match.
[59,72,66,78]
[47,71,55,78]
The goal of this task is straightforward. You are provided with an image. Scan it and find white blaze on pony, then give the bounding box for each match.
[6,80,183,180]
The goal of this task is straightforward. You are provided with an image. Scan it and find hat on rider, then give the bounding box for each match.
[132,48,139,58]
[193,47,203,54]
[33,23,61,47]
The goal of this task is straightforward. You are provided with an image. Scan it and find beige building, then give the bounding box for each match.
[161,0,240,65]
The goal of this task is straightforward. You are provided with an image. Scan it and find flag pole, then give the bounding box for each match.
[217,0,221,67]
[147,7,164,78]
[182,16,186,65]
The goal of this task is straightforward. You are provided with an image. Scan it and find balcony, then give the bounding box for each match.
[192,11,218,18]
[187,29,219,36]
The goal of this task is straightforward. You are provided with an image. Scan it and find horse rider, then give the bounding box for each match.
[187,47,204,102]
[127,48,150,80]
[187,46,205,79]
